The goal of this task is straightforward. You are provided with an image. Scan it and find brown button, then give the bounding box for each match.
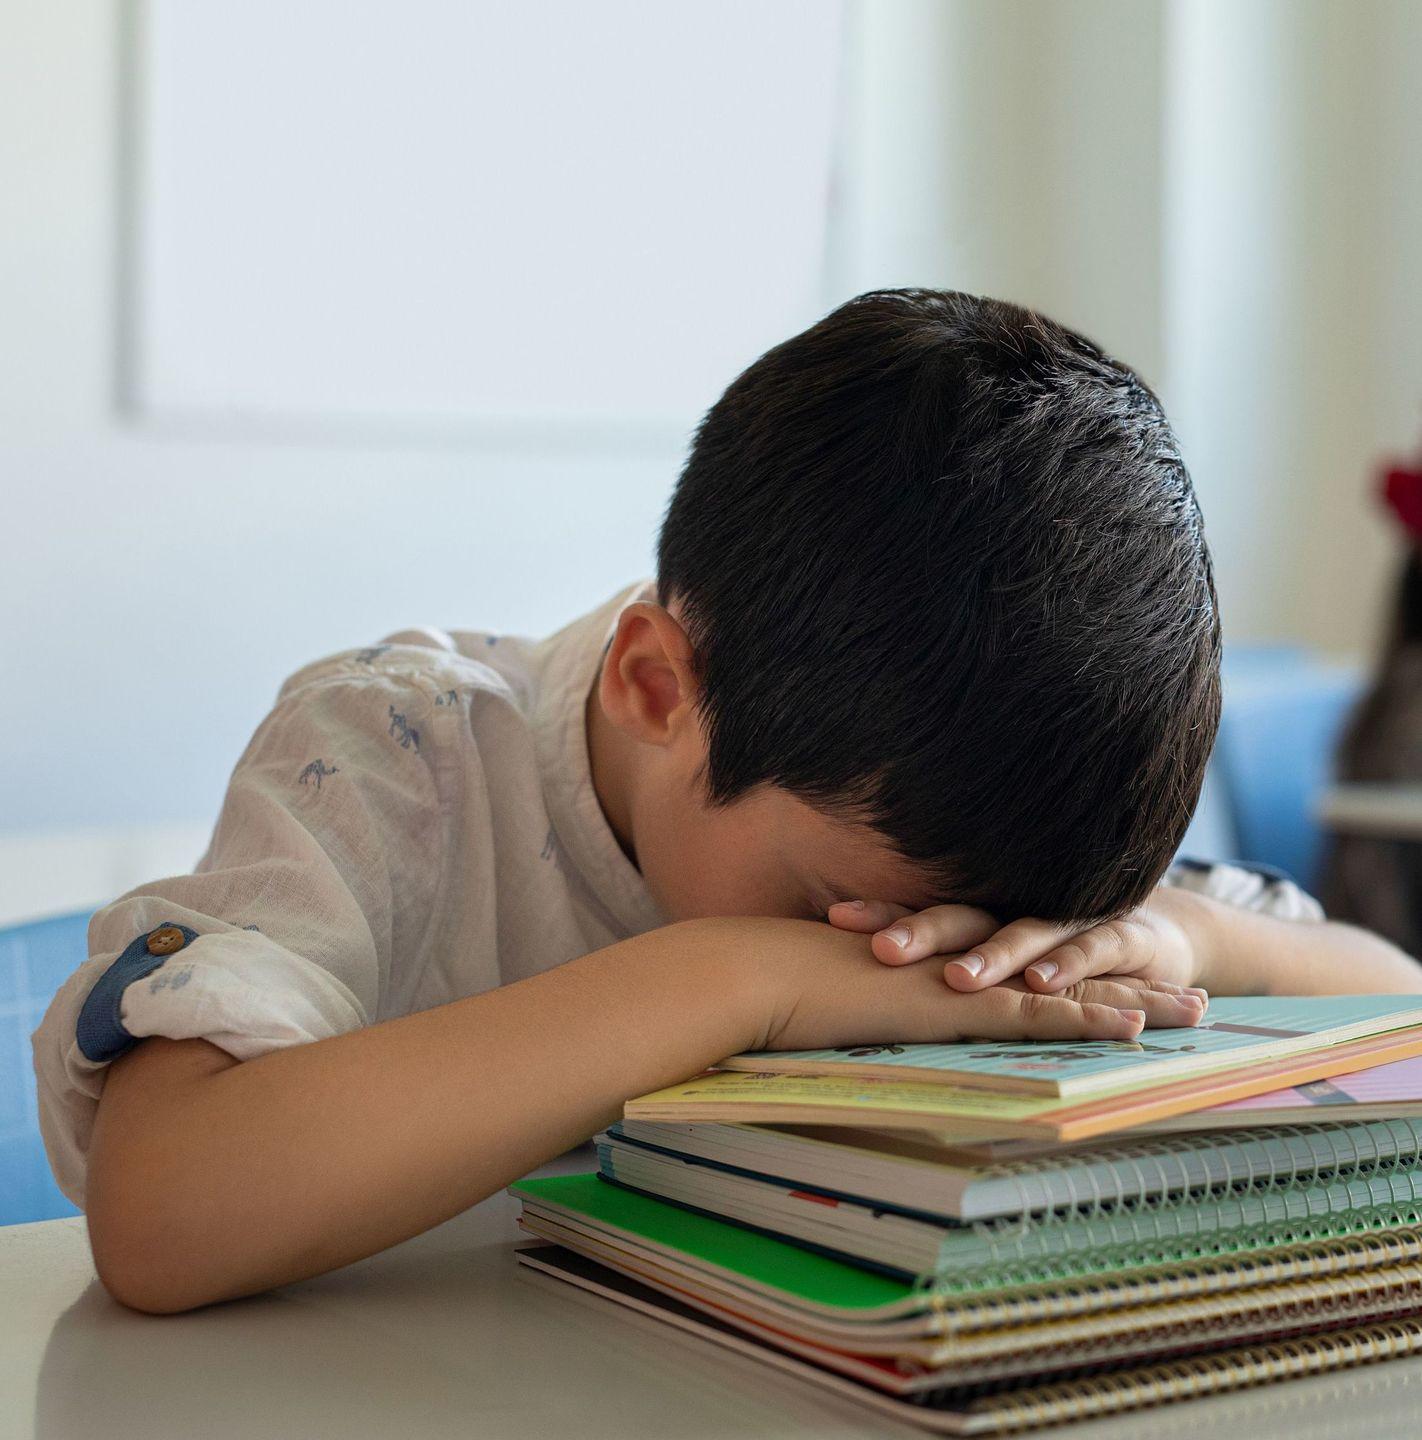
[146,926,186,956]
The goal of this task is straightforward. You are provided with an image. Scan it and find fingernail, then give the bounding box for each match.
[954,954,984,977]
[843,899,866,911]
[884,925,913,950]
[1027,961,1057,983]
[1187,987,1209,1002]
[1180,992,1205,1008]
[1123,1009,1146,1028]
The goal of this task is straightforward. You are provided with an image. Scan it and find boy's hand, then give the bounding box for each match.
[755,917,1207,1051]
[824,891,1210,1012]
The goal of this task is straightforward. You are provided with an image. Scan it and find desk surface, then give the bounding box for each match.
[5,1147,1422,1440]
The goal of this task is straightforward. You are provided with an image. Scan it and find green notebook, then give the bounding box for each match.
[514,1173,909,1311]
[719,995,1422,1097]
[511,1169,1422,1314]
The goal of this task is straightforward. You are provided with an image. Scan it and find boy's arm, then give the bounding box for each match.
[1162,887,1422,995]
[87,918,754,1316]
[827,873,1422,997]
[86,915,1199,1315]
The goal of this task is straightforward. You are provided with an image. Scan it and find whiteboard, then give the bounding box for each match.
[131,0,844,432]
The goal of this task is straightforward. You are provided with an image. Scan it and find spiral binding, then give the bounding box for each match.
[520,1200,1422,1367]
[957,1318,1422,1433]
[977,1117,1422,1218]
[935,1225,1422,1333]
[905,1259,1422,1378]
[600,1120,1422,1300]
[912,1118,1422,1297]
[924,1193,1422,1296]
[900,1289,1422,1394]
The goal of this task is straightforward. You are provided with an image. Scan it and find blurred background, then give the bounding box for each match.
[5,0,1422,1216]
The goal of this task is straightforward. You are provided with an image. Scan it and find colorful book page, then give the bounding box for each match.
[629,1070,1069,1128]
[721,997,1422,1096]
[629,1026,1422,1142]
[1216,1054,1422,1113]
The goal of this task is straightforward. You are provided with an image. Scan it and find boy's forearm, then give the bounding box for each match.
[86,917,770,1313]
[86,905,1216,1312]
[1188,893,1422,995]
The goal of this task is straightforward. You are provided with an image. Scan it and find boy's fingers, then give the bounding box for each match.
[964,985,1145,1042]
[1093,973,1209,1008]
[867,903,1000,967]
[1108,973,1212,1017]
[1058,977,1205,1028]
[825,900,912,935]
[942,916,1074,989]
[1020,918,1153,992]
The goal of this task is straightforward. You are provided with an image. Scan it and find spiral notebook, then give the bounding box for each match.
[510,1173,1422,1325]
[513,1171,1422,1430]
[517,1243,1422,1433]
[596,1132,1422,1287]
[517,1207,1422,1376]
[610,1116,1422,1221]
[517,1235,1422,1390]
[516,1020,1422,1430]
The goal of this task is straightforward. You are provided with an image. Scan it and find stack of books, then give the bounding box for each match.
[512,996,1422,1432]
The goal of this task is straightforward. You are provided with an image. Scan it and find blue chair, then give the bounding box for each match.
[1209,650,1363,892]
[1,909,92,1225]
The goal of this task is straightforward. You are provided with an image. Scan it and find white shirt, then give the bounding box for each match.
[32,577,667,1205]
[30,577,1322,1206]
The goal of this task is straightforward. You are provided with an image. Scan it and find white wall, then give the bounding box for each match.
[1163,0,1422,655]
[831,0,1422,656]
[0,0,832,862]
[5,0,1422,894]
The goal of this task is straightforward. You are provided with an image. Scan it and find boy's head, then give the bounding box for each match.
[593,288,1220,927]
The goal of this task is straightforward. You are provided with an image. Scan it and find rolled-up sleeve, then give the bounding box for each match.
[31,653,451,1206]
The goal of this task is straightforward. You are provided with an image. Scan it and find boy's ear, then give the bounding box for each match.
[598,602,699,746]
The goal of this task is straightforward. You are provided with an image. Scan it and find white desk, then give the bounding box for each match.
[5,1146,1422,1440]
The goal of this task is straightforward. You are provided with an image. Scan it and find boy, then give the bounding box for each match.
[32,289,1421,1315]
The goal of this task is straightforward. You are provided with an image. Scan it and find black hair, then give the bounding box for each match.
[655,288,1220,923]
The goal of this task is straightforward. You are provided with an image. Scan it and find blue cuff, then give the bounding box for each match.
[75,922,198,1063]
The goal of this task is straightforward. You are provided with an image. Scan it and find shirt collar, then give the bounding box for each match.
[529,577,669,937]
